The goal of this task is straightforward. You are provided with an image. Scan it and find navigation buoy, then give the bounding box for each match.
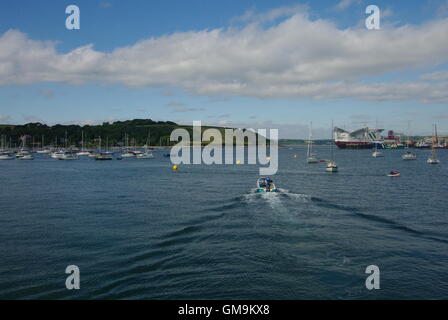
[172,164,178,171]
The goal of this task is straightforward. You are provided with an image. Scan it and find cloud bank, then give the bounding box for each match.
[1,9,448,102]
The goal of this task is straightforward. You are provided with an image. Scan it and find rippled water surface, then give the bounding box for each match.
[1,147,448,299]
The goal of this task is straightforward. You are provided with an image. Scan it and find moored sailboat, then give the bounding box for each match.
[402,122,417,160]
[326,122,338,172]
[306,122,319,164]
[427,124,440,165]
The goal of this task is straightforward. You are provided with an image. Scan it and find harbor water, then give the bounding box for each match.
[0,146,447,299]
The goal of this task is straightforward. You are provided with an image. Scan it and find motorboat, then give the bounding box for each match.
[95,153,113,160]
[121,152,136,158]
[402,151,417,160]
[36,149,51,154]
[372,151,384,158]
[0,153,14,160]
[326,160,338,172]
[427,157,440,164]
[256,177,278,193]
[16,150,33,159]
[51,151,66,159]
[136,152,154,159]
[16,152,34,160]
[387,170,401,177]
[77,150,91,156]
[59,152,79,160]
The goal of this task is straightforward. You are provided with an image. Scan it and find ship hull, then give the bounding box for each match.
[335,141,374,149]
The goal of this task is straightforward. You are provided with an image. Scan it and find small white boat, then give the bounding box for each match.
[77,131,90,156]
[16,150,32,159]
[402,151,417,160]
[51,151,66,159]
[59,152,79,160]
[36,149,51,154]
[427,124,441,165]
[306,122,320,164]
[326,121,338,172]
[372,151,383,158]
[402,123,417,160]
[256,177,278,193]
[95,153,113,160]
[372,137,383,158]
[326,160,338,172]
[77,151,91,156]
[17,154,34,160]
[387,170,400,177]
[0,153,14,160]
[136,152,154,159]
[427,157,440,164]
[307,154,319,163]
[121,152,136,158]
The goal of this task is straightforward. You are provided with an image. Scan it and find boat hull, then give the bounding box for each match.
[335,141,374,149]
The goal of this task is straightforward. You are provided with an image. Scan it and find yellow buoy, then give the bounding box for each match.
[172,164,178,171]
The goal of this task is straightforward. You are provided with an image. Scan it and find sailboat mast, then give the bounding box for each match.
[307,122,313,157]
[432,124,437,159]
[331,120,334,161]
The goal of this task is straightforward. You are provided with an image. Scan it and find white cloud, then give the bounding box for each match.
[1,9,448,102]
[421,70,448,81]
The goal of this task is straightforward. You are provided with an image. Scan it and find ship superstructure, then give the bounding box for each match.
[334,127,383,149]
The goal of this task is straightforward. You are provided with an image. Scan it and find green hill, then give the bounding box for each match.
[0,119,266,148]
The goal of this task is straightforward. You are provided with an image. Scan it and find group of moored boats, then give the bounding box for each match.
[0,148,155,161]
[306,121,339,172]
[303,123,443,179]
[372,124,441,165]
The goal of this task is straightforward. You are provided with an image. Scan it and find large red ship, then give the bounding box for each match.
[334,127,383,149]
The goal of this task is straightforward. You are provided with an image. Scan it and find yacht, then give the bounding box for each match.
[0,153,14,160]
[51,151,66,159]
[402,151,417,160]
[427,124,441,165]
[59,152,79,160]
[95,153,113,160]
[136,130,154,159]
[402,122,417,160]
[306,122,319,163]
[16,152,34,160]
[326,122,338,172]
[77,131,91,156]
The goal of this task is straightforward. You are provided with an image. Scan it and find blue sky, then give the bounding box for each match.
[0,0,448,138]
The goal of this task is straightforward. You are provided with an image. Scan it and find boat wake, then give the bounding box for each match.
[242,188,310,202]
